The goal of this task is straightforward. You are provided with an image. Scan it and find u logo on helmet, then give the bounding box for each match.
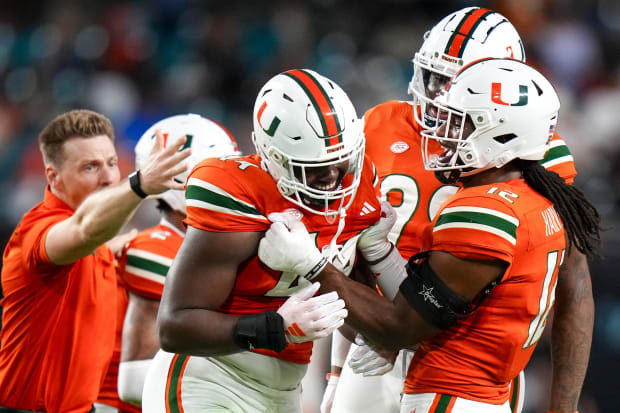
[152,132,193,151]
[256,101,282,137]
[491,82,528,106]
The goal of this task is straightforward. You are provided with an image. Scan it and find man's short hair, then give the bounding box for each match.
[38,109,115,167]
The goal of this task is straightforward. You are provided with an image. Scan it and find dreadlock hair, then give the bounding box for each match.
[515,159,602,259]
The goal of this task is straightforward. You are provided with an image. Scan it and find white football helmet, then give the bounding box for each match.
[421,58,560,184]
[252,69,365,220]
[410,7,526,128]
[135,113,241,214]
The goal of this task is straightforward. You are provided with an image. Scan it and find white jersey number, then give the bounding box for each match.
[380,174,457,245]
[523,249,565,348]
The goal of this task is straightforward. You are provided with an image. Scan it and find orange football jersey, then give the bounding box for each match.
[184,154,381,364]
[363,100,577,259]
[118,220,184,300]
[404,179,566,403]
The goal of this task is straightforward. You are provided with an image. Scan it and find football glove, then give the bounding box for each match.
[348,334,397,376]
[277,282,348,344]
[357,200,397,262]
[259,212,327,281]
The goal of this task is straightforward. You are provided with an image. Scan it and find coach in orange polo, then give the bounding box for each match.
[0,109,190,413]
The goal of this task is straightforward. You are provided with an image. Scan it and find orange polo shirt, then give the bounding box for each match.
[0,186,118,413]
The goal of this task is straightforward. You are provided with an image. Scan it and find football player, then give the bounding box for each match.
[141,69,381,413]
[260,58,601,413]
[321,7,589,413]
[110,114,241,408]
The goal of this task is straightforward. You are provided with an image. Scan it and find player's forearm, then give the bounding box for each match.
[317,264,429,350]
[549,249,594,412]
[158,307,241,356]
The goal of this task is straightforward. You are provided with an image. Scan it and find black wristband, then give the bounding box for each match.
[305,256,328,281]
[129,170,148,199]
[233,311,287,353]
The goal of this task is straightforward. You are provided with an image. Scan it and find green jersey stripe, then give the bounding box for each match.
[440,206,519,226]
[541,155,574,169]
[125,265,166,284]
[126,254,169,277]
[434,222,517,245]
[186,177,259,210]
[126,248,173,267]
[541,143,573,168]
[186,178,266,220]
[543,144,571,161]
[435,206,518,245]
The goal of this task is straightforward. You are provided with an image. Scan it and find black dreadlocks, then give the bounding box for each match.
[516,159,602,259]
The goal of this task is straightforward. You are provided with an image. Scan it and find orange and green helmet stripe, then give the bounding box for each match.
[282,69,343,147]
[445,8,494,58]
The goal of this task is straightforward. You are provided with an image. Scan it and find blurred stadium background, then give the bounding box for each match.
[0,0,619,412]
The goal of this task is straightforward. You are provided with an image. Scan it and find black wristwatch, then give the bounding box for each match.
[128,170,148,199]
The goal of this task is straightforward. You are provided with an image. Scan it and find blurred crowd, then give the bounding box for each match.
[0,0,618,412]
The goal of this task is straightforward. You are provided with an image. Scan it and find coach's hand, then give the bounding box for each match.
[140,129,192,194]
[277,283,348,344]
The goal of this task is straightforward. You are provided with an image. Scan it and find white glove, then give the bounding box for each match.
[259,212,327,280]
[277,282,348,344]
[357,200,398,262]
[320,373,340,413]
[348,334,396,376]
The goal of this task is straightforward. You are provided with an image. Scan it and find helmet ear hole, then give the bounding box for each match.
[493,133,518,144]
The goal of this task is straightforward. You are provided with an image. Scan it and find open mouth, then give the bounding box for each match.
[438,148,455,165]
[426,104,438,119]
[311,179,342,192]
[301,179,344,208]
[430,147,456,168]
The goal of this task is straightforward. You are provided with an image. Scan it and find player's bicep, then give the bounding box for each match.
[429,251,507,301]
[160,226,262,312]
